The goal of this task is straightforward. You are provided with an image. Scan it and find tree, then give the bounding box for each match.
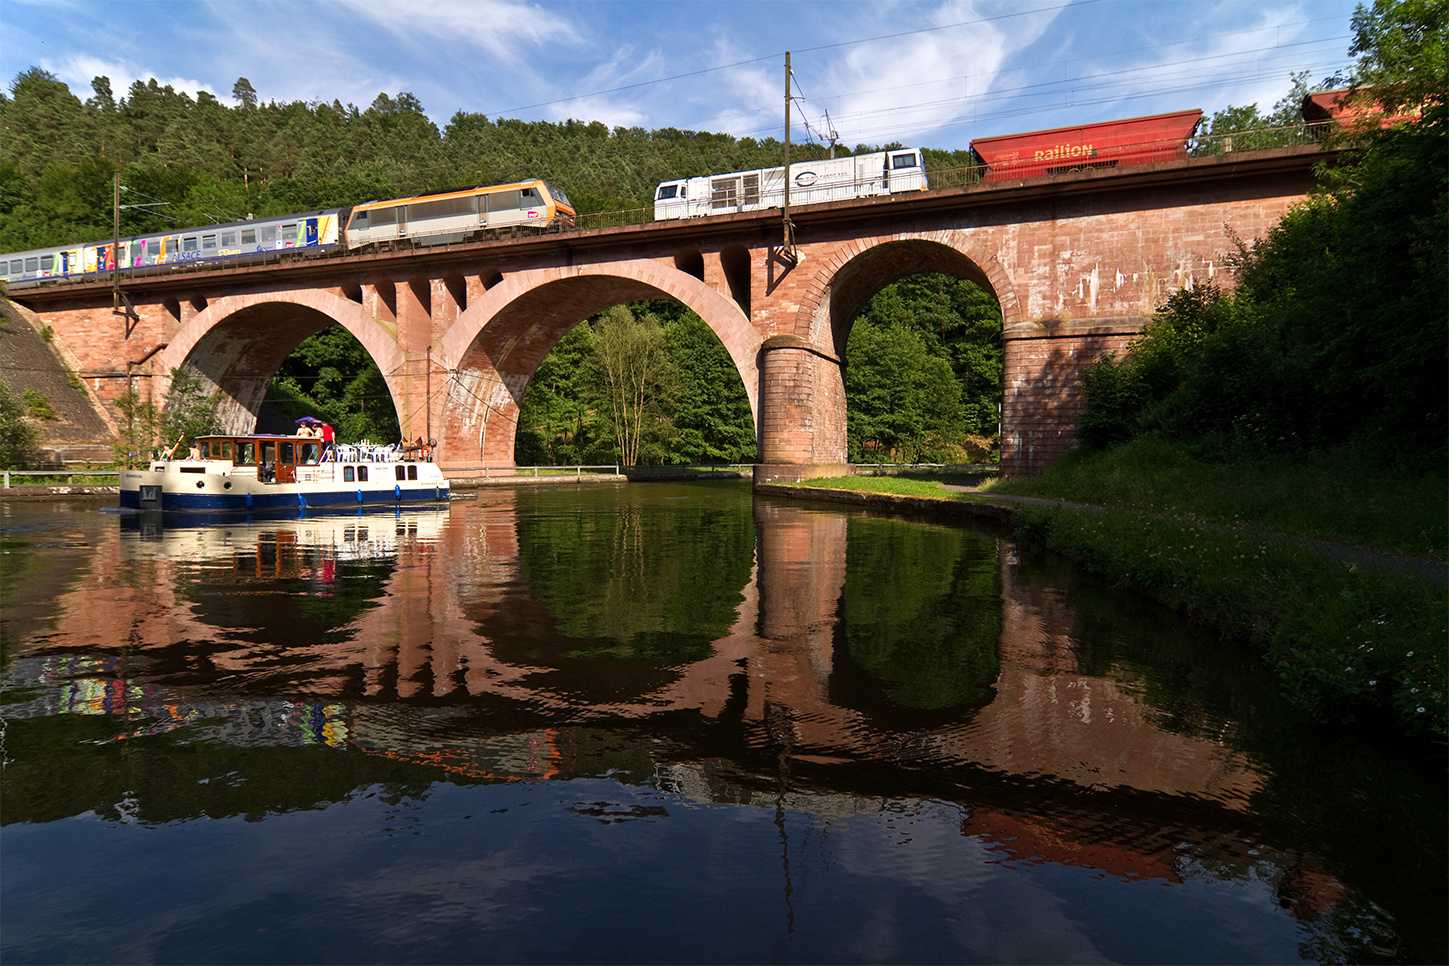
[584,306,680,466]
[0,381,39,468]
[1348,0,1447,115]
[158,364,221,454]
[232,77,257,110]
[846,319,966,463]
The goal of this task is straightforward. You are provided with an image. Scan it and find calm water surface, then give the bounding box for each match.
[1,483,1443,965]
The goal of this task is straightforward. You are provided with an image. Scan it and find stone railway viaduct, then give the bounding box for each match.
[10,145,1325,478]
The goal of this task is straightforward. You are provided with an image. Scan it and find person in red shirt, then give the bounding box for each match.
[321,422,335,459]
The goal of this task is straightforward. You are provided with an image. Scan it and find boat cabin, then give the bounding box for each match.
[196,433,324,483]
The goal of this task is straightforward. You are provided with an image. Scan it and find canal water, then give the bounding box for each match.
[1,482,1443,965]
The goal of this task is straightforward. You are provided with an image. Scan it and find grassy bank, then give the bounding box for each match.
[795,439,1447,742]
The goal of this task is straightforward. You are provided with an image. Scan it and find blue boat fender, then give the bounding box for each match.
[394,484,402,501]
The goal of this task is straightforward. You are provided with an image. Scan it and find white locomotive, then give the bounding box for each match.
[653,149,927,220]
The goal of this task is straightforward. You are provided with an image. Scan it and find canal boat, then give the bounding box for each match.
[119,432,449,511]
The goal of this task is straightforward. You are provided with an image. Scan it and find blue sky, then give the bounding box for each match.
[2,0,1364,150]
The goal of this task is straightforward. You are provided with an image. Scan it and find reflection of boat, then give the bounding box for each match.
[119,432,449,511]
[120,505,450,566]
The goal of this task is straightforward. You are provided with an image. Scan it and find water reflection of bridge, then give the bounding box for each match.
[37,498,1258,809]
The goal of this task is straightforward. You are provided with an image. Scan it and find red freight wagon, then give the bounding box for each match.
[971,109,1203,182]
[1302,88,1419,133]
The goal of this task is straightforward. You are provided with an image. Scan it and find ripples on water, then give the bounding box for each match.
[1,485,1443,965]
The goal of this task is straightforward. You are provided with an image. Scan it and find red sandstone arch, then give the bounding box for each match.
[156,290,408,434]
[435,265,757,467]
[758,232,1019,467]
[799,231,1021,350]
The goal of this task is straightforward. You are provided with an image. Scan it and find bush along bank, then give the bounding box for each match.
[1010,503,1446,743]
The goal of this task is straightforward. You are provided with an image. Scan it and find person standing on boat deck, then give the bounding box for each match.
[321,422,335,458]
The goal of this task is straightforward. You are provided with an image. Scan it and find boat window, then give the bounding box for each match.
[241,229,257,245]
[357,465,368,482]
[301,442,319,464]
[260,442,275,463]
[236,441,256,465]
[279,442,295,463]
[343,466,355,482]
[408,465,419,480]
[396,466,407,481]
[220,441,233,459]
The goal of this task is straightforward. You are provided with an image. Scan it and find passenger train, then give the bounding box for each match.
[0,179,574,289]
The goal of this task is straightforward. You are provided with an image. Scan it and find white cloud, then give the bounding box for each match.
[337,0,580,62]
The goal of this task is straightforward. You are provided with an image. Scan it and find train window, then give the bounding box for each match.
[221,231,237,247]
[261,226,277,244]
[351,210,370,228]
[410,196,477,220]
[281,224,298,243]
[545,183,571,207]
[657,185,679,200]
[489,189,522,211]
[520,187,539,202]
[202,234,218,250]
[25,257,38,272]
[891,153,918,169]
[40,254,54,270]
[10,260,20,273]
[711,177,739,210]
[241,229,256,245]
[183,237,199,252]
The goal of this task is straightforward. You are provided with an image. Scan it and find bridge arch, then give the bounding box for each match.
[759,232,1020,467]
[435,264,758,467]
[156,290,408,435]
